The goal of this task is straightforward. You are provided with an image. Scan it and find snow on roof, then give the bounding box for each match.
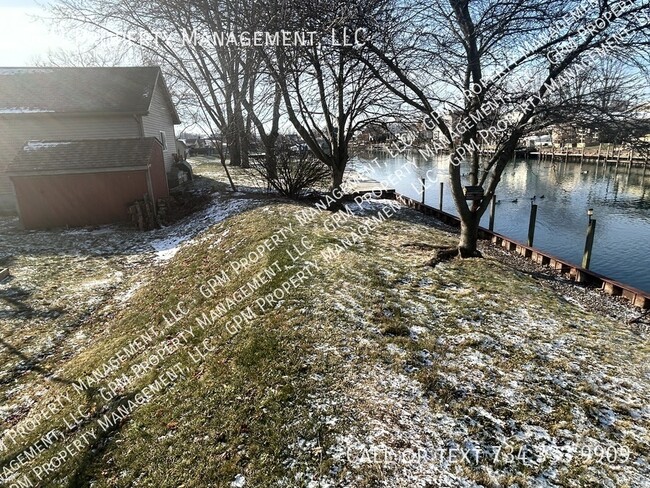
[0,108,55,114]
[0,68,53,76]
[23,141,73,151]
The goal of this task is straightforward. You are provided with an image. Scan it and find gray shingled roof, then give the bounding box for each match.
[0,67,180,123]
[8,138,161,175]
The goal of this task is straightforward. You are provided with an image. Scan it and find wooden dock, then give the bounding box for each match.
[343,171,395,198]
[530,146,650,166]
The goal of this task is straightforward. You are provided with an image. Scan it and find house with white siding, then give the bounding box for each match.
[0,66,181,214]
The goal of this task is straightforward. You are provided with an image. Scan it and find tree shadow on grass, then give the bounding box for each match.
[0,337,78,388]
[0,284,66,320]
[64,392,138,488]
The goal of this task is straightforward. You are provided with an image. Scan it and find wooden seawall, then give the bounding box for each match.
[394,193,650,309]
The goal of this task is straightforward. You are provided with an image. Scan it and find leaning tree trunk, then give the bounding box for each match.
[218,142,237,192]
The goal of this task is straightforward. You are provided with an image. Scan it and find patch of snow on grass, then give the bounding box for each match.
[150,196,258,261]
[231,474,246,487]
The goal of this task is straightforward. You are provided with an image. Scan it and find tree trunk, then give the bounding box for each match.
[458,212,481,257]
[331,166,344,192]
[225,87,241,167]
[265,142,278,180]
[219,143,237,192]
[228,134,241,166]
[239,129,250,168]
[235,98,249,168]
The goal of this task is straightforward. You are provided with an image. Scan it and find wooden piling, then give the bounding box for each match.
[527,203,538,247]
[596,143,602,162]
[629,149,633,166]
[489,194,496,231]
[582,219,597,269]
[421,177,425,204]
[642,164,646,187]
[439,182,443,211]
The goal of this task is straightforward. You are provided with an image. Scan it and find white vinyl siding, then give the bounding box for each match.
[142,83,176,173]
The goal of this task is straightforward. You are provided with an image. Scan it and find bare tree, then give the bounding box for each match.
[359,0,650,256]
[258,0,397,192]
[36,40,139,67]
[48,0,262,173]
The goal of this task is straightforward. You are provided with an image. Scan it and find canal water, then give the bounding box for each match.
[353,150,650,294]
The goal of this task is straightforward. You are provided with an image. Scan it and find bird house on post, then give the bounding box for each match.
[464,186,484,201]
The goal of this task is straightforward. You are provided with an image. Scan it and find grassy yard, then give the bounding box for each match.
[0,190,648,487]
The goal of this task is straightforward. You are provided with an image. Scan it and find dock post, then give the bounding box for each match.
[581,145,585,164]
[582,219,597,269]
[439,182,444,210]
[527,203,538,247]
[596,143,602,162]
[421,177,426,204]
[489,194,496,231]
[642,164,646,187]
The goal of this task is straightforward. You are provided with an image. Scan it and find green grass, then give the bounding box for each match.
[1,199,648,487]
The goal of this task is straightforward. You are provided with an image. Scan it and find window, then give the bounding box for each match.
[159,131,168,150]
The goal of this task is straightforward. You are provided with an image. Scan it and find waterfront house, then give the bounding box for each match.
[0,66,181,225]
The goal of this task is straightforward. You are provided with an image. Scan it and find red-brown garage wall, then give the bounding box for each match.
[12,170,150,229]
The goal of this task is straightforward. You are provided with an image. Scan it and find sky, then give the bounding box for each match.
[0,0,72,66]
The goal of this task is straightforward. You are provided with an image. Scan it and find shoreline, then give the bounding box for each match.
[397,195,650,327]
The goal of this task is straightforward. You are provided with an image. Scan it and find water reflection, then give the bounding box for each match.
[354,150,650,293]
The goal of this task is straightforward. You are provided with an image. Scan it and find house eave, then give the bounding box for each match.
[8,165,151,177]
[0,110,149,118]
[150,68,181,125]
